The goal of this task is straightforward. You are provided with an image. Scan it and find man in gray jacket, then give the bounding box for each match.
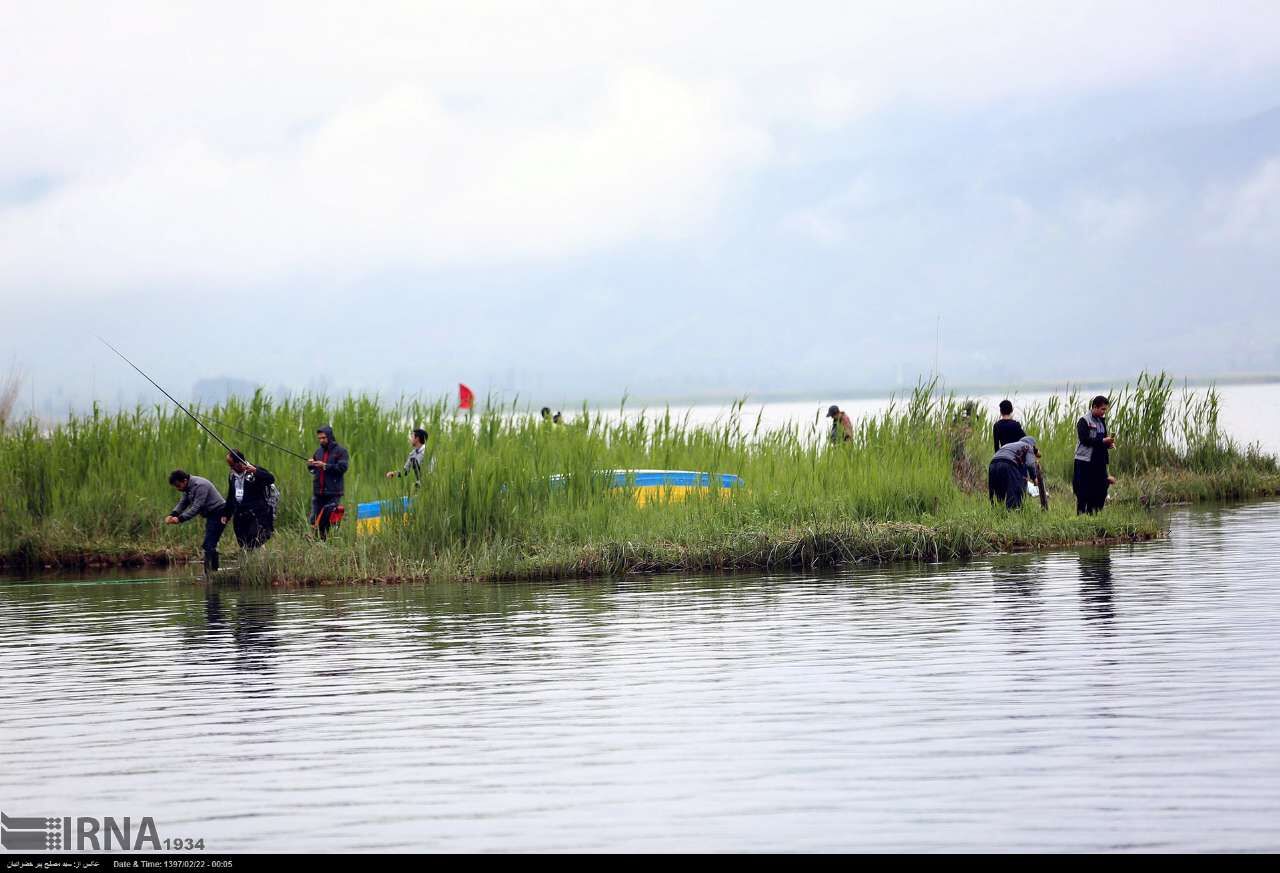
[166,470,228,574]
[988,436,1041,509]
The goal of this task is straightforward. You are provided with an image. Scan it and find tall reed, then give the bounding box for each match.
[0,372,1272,576]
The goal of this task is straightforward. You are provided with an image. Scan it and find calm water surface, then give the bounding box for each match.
[2,502,1278,851]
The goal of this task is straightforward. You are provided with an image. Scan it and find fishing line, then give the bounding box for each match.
[197,414,312,462]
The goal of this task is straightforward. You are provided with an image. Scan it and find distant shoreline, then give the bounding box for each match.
[624,373,1280,409]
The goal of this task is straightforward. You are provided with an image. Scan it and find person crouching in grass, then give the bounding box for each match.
[988,436,1041,509]
[1073,395,1117,514]
[223,449,276,548]
[166,469,228,575]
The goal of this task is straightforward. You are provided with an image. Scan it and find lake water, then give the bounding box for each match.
[2,501,1279,852]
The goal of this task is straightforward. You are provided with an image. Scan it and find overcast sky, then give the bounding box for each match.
[3,1,1280,412]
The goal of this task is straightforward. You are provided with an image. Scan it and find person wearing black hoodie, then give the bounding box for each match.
[307,425,348,539]
[221,449,276,549]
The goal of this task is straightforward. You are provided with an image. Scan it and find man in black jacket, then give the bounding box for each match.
[307,425,348,539]
[1073,396,1117,514]
[221,449,276,549]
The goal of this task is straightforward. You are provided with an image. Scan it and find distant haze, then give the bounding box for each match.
[3,2,1280,414]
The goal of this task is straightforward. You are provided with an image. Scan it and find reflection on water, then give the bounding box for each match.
[195,591,281,674]
[1079,552,1116,624]
[2,502,1279,851]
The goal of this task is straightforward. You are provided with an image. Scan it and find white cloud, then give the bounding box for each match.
[1202,156,1280,246]
[2,1,1280,297]
[1070,192,1152,241]
[0,69,770,292]
[779,177,880,245]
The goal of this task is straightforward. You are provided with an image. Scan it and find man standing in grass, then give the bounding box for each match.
[222,449,276,548]
[827,405,854,443]
[166,470,227,574]
[1073,396,1117,514]
[988,436,1041,509]
[307,425,349,539]
[385,428,431,487]
[993,399,1027,451]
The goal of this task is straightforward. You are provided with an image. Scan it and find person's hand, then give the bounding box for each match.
[220,517,229,525]
[243,464,257,475]
[385,471,397,479]
[164,516,179,525]
[1103,436,1115,447]
[307,459,324,469]
[1107,475,1117,484]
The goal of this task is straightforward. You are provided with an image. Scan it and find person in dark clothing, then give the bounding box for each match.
[988,436,1040,509]
[307,425,349,539]
[221,449,276,549]
[1073,396,1116,514]
[826,405,854,443]
[993,399,1027,452]
[166,469,227,575]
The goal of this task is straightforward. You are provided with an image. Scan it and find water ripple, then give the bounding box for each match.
[2,502,1279,851]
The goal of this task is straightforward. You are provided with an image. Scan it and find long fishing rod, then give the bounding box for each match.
[97,336,248,465]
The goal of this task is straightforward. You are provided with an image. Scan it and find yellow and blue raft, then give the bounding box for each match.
[355,469,742,533]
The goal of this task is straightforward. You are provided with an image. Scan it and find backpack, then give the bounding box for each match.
[265,483,281,519]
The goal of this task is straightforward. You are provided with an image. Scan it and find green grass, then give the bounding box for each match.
[0,372,1273,582]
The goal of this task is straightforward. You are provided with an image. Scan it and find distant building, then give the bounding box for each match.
[191,377,260,405]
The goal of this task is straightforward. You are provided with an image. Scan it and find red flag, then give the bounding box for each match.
[458,383,475,410]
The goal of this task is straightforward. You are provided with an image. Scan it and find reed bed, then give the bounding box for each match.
[0,371,1272,582]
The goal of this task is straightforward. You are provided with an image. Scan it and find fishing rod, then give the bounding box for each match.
[97,337,249,465]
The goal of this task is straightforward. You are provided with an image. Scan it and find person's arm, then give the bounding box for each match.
[1014,421,1026,441]
[222,476,238,518]
[251,466,274,487]
[1077,417,1107,448]
[993,424,1000,453]
[170,489,192,521]
[330,446,350,475]
[177,481,207,522]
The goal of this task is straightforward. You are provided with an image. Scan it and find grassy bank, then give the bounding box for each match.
[0,372,1272,583]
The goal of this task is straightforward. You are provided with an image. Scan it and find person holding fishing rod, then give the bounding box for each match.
[308,426,349,540]
[221,448,277,549]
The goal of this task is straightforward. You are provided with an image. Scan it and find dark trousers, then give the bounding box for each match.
[201,513,227,573]
[310,495,340,540]
[232,506,273,549]
[988,459,1026,509]
[1073,459,1110,514]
